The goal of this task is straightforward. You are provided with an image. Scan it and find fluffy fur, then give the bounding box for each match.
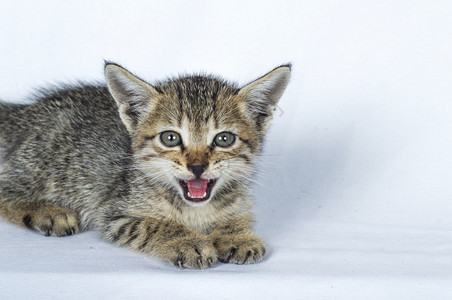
[0,63,291,268]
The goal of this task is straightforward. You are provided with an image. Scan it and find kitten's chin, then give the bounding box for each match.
[177,178,217,206]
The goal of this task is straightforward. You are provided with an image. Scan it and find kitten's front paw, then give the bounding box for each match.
[163,235,218,269]
[23,206,79,237]
[214,234,266,264]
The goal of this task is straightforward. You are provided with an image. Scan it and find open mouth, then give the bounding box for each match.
[178,178,217,203]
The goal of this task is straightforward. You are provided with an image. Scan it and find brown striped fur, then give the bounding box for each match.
[0,62,291,268]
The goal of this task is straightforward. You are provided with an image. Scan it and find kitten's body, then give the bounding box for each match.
[0,63,290,268]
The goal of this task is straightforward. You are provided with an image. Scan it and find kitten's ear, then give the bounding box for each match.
[238,64,291,131]
[105,63,159,132]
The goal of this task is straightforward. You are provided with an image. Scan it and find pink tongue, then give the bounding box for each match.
[186,178,208,198]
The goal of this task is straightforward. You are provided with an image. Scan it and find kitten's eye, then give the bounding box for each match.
[214,132,236,147]
[160,131,182,147]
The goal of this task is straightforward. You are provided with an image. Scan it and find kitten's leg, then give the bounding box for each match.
[210,216,266,264]
[103,215,218,269]
[0,200,79,237]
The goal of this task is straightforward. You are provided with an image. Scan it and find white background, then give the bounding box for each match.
[1,1,451,299]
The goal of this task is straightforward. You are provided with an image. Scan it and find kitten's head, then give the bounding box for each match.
[105,63,290,207]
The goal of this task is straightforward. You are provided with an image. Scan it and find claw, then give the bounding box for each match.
[226,247,237,263]
[243,250,252,264]
[178,259,183,268]
[207,257,214,267]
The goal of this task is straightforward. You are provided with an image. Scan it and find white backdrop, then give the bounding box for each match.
[1,1,451,299]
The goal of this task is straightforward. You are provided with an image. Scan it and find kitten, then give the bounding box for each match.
[0,62,291,268]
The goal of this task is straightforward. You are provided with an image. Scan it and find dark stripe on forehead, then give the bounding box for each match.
[174,84,184,100]
[171,84,184,127]
[178,99,184,128]
[211,89,218,102]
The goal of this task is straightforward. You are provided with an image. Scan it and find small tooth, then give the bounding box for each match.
[187,191,207,199]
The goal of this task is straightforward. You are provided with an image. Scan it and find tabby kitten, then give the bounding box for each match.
[0,63,291,268]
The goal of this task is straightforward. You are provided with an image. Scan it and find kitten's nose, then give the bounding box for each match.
[188,164,207,178]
